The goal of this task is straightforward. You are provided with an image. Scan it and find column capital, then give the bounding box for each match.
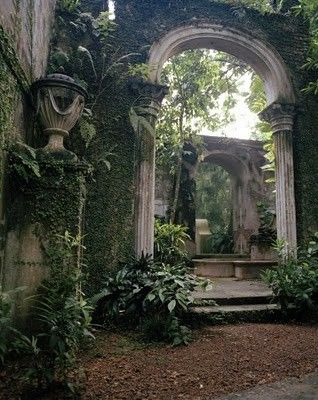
[128,77,169,107]
[129,78,169,126]
[259,103,295,134]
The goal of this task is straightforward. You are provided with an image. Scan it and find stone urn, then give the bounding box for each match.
[32,71,87,160]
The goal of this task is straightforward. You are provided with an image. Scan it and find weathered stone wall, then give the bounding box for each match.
[47,0,316,294]
[14,0,317,296]
[0,0,56,294]
[0,0,56,80]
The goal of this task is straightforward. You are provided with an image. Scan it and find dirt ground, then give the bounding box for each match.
[81,323,318,400]
[1,323,318,399]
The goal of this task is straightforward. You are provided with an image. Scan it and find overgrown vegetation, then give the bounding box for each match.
[7,141,41,183]
[94,221,212,346]
[196,163,234,254]
[294,0,318,94]
[0,233,94,395]
[263,236,318,315]
[154,219,190,265]
[156,49,250,224]
[0,286,26,365]
[250,202,276,246]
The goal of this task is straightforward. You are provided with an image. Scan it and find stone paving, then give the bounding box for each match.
[193,278,273,300]
[212,372,318,400]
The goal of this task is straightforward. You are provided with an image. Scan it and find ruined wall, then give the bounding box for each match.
[113,0,318,245]
[38,0,317,294]
[0,0,56,291]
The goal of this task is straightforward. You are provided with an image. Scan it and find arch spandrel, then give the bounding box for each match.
[148,24,295,105]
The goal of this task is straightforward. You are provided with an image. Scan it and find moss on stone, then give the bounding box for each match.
[46,0,318,295]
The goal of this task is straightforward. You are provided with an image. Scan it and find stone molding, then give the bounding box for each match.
[148,24,295,104]
[129,77,169,109]
[259,103,296,134]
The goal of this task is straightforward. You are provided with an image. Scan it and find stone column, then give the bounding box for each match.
[259,103,297,253]
[129,78,168,257]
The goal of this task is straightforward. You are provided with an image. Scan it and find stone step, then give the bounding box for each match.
[194,254,249,260]
[193,259,235,277]
[195,295,273,306]
[192,303,280,314]
[193,259,277,279]
[193,278,274,306]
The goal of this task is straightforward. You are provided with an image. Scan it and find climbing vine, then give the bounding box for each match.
[0,25,30,92]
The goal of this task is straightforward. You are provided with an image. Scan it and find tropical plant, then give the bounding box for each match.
[10,232,94,392]
[250,202,276,246]
[205,228,234,254]
[58,0,81,12]
[94,253,212,346]
[7,141,41,183]
[262,235,318,314]
[154,219,190,265]
[247,74,276,183]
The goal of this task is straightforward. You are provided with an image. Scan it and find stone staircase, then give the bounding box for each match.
[193,254,277,280]
[192,278,280,317]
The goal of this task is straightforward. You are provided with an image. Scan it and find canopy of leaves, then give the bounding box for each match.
[156,49,249,174]
[196,163,232,232]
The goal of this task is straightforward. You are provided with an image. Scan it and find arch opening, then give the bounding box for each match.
[149,24,295,105]
[134,22,296,259]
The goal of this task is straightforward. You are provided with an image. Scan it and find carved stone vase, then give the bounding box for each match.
[32,72,87,160]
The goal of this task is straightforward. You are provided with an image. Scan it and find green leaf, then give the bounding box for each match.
[168,299,176,313]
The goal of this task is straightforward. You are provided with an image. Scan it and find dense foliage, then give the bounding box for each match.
[196,163,234,253]
[262,236,318,314]
[154,219,190,264]
[295,0,318,94]
[156,49,250,222]
[95,222,212,345]
[217,0,282,13]
[250,202,276,246]
[0,233,93,393]
[0,286,26,365]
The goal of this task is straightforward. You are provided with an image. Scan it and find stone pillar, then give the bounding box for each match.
[259,103,297,253]
[129,78,168,257]
[3,152,88,323]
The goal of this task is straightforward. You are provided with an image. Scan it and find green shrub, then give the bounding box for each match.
[205,228,234,254]
[94,254,212,345]
[2,233,94,393]
[0,286,26,365]
[262,237,318,314]
[154,220,190,265]
[26,283,93,388]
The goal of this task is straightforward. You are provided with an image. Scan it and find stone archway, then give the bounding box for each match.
[134,23,296,256]
[198,136,274,255]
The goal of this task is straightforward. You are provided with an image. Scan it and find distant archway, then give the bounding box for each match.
[199,136,273,255]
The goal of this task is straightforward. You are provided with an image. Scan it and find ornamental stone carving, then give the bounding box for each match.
[129,77,169,126]
[32,71,87,159]
[259,103,295,133]
[129,78,169,159]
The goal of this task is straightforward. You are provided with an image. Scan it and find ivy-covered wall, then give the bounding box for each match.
[1,0,315,298]
[0,0,56,295]
[112,0,317,243]
[47,0,318,294]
